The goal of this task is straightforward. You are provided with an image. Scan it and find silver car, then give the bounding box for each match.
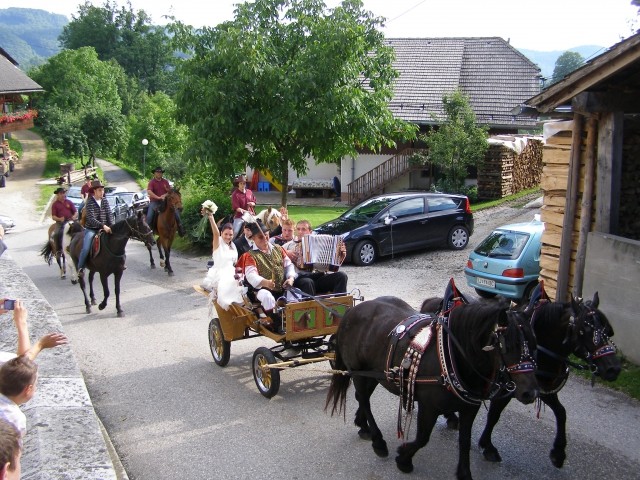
[0,213,15,231]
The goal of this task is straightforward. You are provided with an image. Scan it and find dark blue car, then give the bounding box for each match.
[314,192,474,266]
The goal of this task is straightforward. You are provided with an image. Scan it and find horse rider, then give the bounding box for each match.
[51,186,78,245]
[238,220,296,333]
[146,166,185,236]
[77,180,113,278]
[283,219,348,297]
[77,175,93,216]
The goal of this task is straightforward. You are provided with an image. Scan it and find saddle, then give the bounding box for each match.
[91,231,103,258]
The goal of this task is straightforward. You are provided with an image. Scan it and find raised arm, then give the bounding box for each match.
[208,212,221,251]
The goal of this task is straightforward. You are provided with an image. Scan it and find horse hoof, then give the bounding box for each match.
[86,307,91,314]
[150,264,156,269]
[357,429,372,441]
[71,280,78,285]
[550,451,565,468]
[168,271,175,277]
[99,303,107,311]
[117,311,125,318]
[91,299,97,306]
[482,448,502,463]
[160,260,165,268]
[373,445,388,458]
[395,457,413,474]
[61,275,66,279]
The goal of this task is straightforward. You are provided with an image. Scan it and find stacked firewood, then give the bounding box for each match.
[477,137,543,200]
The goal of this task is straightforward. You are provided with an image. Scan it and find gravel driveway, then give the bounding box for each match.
[341,194,542,308]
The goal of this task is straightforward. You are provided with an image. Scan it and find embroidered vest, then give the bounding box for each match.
[249,247,285,291]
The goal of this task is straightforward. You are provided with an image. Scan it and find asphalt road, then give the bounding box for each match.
[4,131,640,480]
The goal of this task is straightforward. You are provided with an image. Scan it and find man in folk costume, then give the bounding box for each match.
[238,219,296,333]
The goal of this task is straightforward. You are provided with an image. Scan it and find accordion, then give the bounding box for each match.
[300,234,342,272]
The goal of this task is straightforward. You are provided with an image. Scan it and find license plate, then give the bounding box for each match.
[476,277,495,288]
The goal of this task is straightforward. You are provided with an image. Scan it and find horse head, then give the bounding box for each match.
[168,188,183,211]
[127,211,156,247]
[569,293,621,381]
[257,207,282,231]
[485,306,539,405]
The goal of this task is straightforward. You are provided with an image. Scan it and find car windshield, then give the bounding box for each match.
[67,188,82,198]
[342,196,398,221]
[117,193,135,204]
[474,230,530,260]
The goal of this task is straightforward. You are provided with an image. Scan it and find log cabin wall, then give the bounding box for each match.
[539,117,639,301]
[477,138,543,200]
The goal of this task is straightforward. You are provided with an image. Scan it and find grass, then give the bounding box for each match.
[572,355,640,400]
[472,187,541,211]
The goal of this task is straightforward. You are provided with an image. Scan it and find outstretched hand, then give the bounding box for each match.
[37,333,69,350]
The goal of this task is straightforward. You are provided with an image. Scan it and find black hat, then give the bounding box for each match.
[90,180,105,190]
[53,187,66,194]
[247,220,269,236]
[153,166,165,173]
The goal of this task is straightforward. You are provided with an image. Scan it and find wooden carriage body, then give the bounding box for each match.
[213,294,354,343]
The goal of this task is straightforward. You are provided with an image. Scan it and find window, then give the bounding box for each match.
[389,198,424,218]
[427,197,458,212]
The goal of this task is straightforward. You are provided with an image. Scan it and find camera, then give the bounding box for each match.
[1,299,16,310]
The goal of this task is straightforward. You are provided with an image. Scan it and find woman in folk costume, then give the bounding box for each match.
[200,201,244,310]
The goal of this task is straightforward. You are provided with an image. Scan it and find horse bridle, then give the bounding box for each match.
[125,218,154,247]
[568,301,617,371]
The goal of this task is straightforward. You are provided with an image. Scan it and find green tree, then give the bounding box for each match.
[172,0,416,205]
[30,47,127,165]
[551,51,584,84]
[59,1,176,94]
[125,91,189,178]
[421,89,488,193]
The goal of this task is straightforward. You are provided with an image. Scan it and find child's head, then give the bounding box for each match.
[0,418,21,480]
[0,355,38,402]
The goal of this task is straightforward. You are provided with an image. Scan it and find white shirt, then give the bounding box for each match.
[0,393,26,439]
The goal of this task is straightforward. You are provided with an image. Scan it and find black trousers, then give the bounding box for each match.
[294,271,348,296]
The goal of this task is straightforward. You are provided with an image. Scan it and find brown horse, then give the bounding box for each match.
[40,221,84,283]
[146,188,182,276]
[67,212,155,317]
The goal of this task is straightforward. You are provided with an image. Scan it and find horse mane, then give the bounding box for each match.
[530,302,569,330]
[110,217,133,236]
[448,303,508,360]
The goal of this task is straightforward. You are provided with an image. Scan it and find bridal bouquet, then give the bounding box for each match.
[201,200,218,215]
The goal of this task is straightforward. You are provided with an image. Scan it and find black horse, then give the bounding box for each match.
[476,288,621,468]
[325,295,539,480]
[68,212,155,317]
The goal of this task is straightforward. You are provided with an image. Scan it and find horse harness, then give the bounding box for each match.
[380,309,535,439]
[529,299,617,393]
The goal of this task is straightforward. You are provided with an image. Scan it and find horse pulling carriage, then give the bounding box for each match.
[195,286,360,397]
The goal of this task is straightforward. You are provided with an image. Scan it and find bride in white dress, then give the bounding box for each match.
[201,208,244,310]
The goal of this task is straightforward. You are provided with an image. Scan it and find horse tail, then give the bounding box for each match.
[324,346,351,418]
[40,241,54,265]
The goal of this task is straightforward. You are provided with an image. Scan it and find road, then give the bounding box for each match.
[4,130,640,479]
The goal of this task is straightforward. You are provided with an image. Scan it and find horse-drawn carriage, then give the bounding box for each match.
[195,287,359,397]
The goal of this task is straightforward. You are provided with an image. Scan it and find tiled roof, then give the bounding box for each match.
[0,49,43,96]
[385,38,541,129]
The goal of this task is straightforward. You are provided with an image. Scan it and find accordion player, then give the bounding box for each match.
[299,234,345,272]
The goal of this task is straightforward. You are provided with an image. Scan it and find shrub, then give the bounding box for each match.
[181,180,233,249]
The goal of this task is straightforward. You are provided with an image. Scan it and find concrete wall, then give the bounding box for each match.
[583,232,640,364]
[0,254,118,479]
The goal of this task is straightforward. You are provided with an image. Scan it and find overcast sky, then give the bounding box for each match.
[8,0,639,51]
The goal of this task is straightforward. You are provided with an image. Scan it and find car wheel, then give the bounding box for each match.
[475,288,497,299]
[447,226,469,250]
[353,240,376,266]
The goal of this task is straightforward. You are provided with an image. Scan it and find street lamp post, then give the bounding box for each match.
[142,138,148,178]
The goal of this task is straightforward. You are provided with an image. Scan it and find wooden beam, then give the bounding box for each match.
[556,113,583,302]
[573,117,598,297]
[595,112,623,234]
[573,91,640,113]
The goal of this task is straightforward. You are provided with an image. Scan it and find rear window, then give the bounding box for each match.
[474,230,530,260]
[427,197,459,212]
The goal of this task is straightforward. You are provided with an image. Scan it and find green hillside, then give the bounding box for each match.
[0,8,68,70]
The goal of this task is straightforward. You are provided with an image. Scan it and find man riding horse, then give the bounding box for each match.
[77,180,112,278]
[51,186,78,247]
[146,166,185,237]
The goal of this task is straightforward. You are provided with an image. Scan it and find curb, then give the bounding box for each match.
[0,253,121,479]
